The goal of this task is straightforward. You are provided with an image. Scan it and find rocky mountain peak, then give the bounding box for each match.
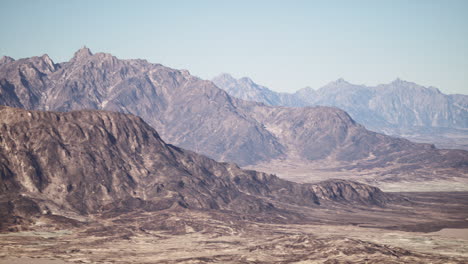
[320,78,351,91]
[213,73,236,83]
[0,56,15,65]
[389,78,415,86]
[295,86,316,94]
[333,78,351,85]
[40,54,56,72]
[335,77,347,83]
[316,78,353,94]
[72,46,93,61]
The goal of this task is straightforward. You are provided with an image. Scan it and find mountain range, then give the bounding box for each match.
[0,105,399,230]
[0,48,467,190]
[212,73,468,150]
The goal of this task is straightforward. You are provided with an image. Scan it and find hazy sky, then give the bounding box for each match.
[1,0,467,94]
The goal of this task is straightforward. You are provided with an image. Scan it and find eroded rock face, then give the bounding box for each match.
[0,49,466,181]
[0,49,285,166]
[0,106,399,230]
[311,179,392,206]
[0,106,269,214]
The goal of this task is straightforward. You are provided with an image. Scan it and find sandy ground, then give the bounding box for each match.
[1,193,467,263]
[245,159,468,192]
[431,228,468,240]
[0,224,467,263]
[1,196,468,264]
[0,258,68,264]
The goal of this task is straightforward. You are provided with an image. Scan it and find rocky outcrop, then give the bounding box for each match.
[0,106,400,230]
[311,179,397,206]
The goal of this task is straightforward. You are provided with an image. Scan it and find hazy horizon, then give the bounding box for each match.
[1,0,467,94]
[212,72,468,95]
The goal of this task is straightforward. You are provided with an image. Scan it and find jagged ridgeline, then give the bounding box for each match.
[212,73,468,150]
[0,48,467,184]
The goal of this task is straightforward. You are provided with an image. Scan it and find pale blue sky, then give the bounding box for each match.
[1,0,467,94]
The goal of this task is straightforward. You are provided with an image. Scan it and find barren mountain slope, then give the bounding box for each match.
[0,106,402,231]
[0,49,284,165]
[244,104,468,185]
[214,74,468,150]
[0,49,467,188]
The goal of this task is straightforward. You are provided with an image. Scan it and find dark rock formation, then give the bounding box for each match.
[0,106,398,231]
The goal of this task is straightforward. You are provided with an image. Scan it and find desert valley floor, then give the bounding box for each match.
[1,192,468,264]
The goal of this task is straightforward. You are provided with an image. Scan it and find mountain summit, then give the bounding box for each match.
[212,73,305,107]
[72,46,93,60]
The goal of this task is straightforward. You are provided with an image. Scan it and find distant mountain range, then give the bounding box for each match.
[0,48,467,189]
[212,74,468,150]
